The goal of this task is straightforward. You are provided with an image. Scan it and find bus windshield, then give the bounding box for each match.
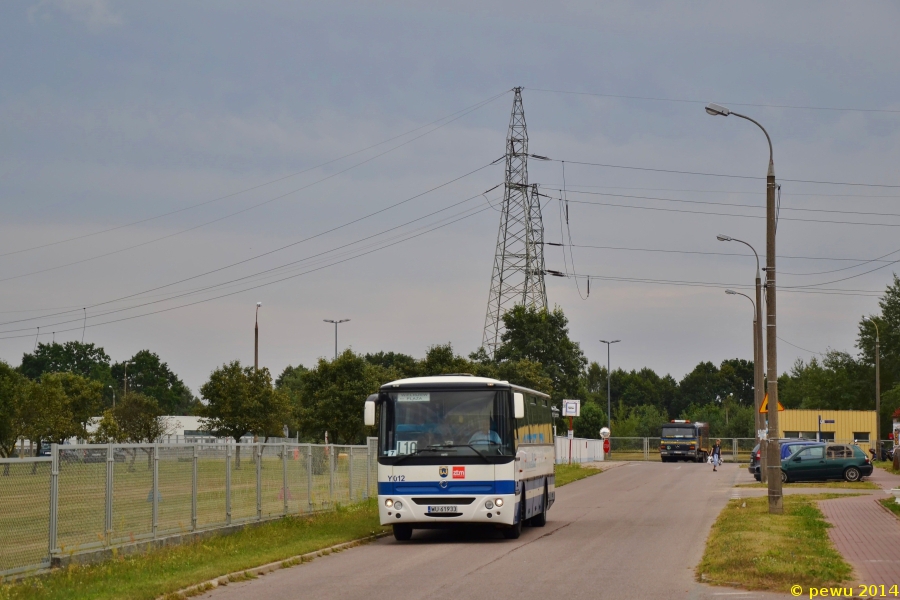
[661,427,696,439]
[379,389,514,458]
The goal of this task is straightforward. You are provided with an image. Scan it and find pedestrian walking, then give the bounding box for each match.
[711,439,722,472]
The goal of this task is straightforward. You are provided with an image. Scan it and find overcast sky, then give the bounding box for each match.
[1,0,899,392]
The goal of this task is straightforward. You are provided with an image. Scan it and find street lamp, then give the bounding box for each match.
[866,318,881,460]
[123,361,133,399]
[324,319,350,361]
[255,302,262,371]
[718,236,765,440]
[599,340,620,430]
[707,102,781,513]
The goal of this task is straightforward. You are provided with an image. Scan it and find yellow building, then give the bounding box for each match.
[777,409,876,452]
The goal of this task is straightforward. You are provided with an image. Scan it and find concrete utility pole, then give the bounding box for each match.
[324,319,350,360]
[255,302,262,371]
[719,235,766,481]
[869,319,881,460]
[706,103,781,513]
[599,340,620,430]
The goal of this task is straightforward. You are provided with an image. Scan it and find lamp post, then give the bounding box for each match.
[123,361,133,400]
[718,235,766,480]
[707,102,781,513]
[599,340,620,430]
[867,318,881,460]
[324,319,350,360]
[255,302,262,371]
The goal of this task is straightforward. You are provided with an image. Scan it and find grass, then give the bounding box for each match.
[0,452,368,574]
[879,498,900,519]
[696,494,853,592]
[0,500,387,600]
[735,481,879,490]
[554,463,603,487]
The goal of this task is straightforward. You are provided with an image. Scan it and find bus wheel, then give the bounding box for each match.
[531,485,548,527]
[503,493,525,539]
[392,524,413,541]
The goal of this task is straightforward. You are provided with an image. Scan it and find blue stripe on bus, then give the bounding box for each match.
[378,480,516,495]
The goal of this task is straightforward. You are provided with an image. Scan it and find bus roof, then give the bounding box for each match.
[380,375,551,399]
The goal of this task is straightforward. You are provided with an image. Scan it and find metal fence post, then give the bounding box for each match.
[643,437,648,460]
[191,444,198,531]
[733,438,738,463]
[282,443,289,515]
[329,444,334,504]
[256,443,262,522]
[365,442,370,500]
[49,443,59,559]
[225,444,232,526]
[306,445,313,511]
[152,444,159,538]
[349,447,354,502]
[105,443,114,546]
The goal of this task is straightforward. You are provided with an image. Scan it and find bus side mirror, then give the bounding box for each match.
[513,393,525,419]
[364,395,377,426]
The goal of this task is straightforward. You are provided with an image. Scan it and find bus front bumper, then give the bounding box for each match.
[378,494,517,527]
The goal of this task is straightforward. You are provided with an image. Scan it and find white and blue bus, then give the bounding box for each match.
[364,375,556,541]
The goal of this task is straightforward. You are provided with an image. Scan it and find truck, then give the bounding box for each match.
[659,420,710,463]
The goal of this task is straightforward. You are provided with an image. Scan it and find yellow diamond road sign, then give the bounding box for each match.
[759,393,784,413]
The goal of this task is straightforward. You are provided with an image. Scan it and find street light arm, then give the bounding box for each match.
[731,111,774,176]
[725,290,756,315]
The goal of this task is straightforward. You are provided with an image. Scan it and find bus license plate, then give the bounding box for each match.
[427,505,457,513]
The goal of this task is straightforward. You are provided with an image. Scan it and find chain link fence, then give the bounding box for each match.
[556,437,758,464]
[0,441,376,578]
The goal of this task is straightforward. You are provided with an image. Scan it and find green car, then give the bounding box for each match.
[781,443,873,483]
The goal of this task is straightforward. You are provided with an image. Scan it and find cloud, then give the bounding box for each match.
[29,0,123,31]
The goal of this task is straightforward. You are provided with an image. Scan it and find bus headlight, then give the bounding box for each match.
[495,498,504,507]
[485,500,494,509]
[394,501,402,510]
[384,498,393,508]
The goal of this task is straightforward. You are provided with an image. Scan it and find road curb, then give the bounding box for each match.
[157,531,391,600]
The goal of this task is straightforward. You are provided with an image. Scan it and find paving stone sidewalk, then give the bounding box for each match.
[819,467,900,586]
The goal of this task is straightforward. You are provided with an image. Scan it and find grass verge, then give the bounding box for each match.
[696,494,853,592]
[0,501,387,600]
[879,498,900,519]
[735,481,878,490]
[554,463,603,487]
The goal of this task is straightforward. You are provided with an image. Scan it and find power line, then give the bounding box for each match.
[542,183,900,200]
[562,196,900,227]
[551,188,900,218]
[0,194,496,335]
[550,158,900,189]
[0,89,511,259]
[777,336,825,356]
[547,242,900,264]
[0,203,495,341]
[0,104,505,283]
[0,162,497,327]
[526,87,900,115]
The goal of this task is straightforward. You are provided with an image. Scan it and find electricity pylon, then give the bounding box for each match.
[482,87,548,356]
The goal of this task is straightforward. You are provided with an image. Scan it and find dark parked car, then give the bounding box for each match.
[781,443,873,483]
[748,439,821,481]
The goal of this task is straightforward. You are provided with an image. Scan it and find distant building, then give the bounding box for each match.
[778,409,876,452]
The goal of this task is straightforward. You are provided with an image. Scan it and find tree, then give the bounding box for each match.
[111,350,197,415]
[858,274,900,396]
[364,352,418,378]
[199,362,289,467]
[574,401,606,438]
[495,305,588,408]
[47,372,103,437]
[19,341,113,384]
[295,351,398,444]
[675,362,726,416]
[18,377,79,449]
[0,361,26,459]
[93,392,176,470]
[611,402,669,438]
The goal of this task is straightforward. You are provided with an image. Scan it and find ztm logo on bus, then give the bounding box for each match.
[452,466,465,479]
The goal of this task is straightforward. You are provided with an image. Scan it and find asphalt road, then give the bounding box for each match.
[201,462,794,600]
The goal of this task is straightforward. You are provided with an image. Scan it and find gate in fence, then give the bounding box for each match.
[555,437,759,464]
[0,441,376,578]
